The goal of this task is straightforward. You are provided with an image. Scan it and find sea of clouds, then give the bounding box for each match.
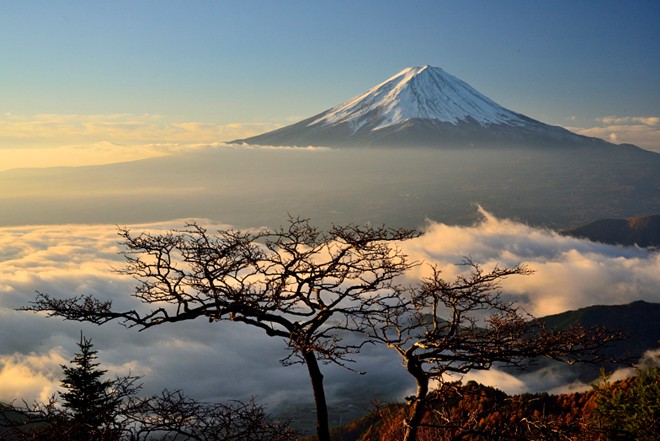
[0,209,658,412]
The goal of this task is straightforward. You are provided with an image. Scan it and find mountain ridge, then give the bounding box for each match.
[310,65,528,129]
[233,66,629,149]
[563,215,660,247]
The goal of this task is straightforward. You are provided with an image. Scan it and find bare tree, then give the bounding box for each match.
[1,386,296,441]
[0,397,69,441]
[124,390,299,441]
[365,259,621,441]
[22,217,418,441]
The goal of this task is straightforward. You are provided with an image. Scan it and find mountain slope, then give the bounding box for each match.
[521,300,660,383]
[311,65,527,129]
[540,300,660,357]
[233,66,618,149]
[564,215,660,247]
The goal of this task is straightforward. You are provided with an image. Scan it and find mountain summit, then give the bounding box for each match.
[233,65,618,149]
[311,65,527,130]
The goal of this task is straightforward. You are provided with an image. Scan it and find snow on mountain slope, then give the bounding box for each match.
[310,65,528,132]
[232,65,630,149]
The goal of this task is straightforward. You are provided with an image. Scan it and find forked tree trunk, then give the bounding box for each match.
[304,351,331,441]
[404,361,429,441]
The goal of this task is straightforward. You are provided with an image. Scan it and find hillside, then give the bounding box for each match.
[508,301,660,385]
[328,370,659,441]
[276,300,660,432]
[564,215,660,247]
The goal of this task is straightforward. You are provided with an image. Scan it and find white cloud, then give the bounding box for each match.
[0,211,658,407]
[597,116,660,126]
[571,115,660,153]
[0,113,284,170]
[431,369,529,396]
[402,207,660,316]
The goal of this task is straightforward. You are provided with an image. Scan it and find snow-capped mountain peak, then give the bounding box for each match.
[233,65,611,149]
[310,65,526,131]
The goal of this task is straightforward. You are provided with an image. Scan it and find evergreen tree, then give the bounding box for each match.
[60,332,116,437]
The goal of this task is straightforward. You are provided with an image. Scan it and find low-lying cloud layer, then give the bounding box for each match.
[403,208,660,316]
[1,211,658,413]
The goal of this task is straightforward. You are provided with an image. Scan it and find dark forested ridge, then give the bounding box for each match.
[514,301,660,384]
[541,301,660,355]
[564,215,660,247]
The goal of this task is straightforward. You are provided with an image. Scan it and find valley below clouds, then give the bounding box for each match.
[1,210,658,418]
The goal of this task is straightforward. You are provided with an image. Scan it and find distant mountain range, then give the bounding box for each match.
[233,65,627,150]
[564,215,660,247]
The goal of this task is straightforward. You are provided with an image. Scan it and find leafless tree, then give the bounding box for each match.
[365,259,622,441]
[125,390,299,441]
[1,390,298,441]
[0,397,69,441]
[22,217,418,441]
[0,334,295,441]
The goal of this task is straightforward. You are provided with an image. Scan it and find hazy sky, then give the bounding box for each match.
[1,0,659,169]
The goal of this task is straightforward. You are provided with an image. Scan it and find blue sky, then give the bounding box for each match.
[1,0,659,167]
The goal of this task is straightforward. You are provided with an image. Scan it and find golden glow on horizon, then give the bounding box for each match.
[0,112,658,170]
[0,113,283,170]
[0,113,281,143]
[0,143,171,170]
[573,116,660,151]
[0,350,65,403]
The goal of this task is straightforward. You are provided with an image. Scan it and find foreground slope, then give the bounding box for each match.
[279,300,660,432]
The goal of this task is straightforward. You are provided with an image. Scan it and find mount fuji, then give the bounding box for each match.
[233,65,618,149]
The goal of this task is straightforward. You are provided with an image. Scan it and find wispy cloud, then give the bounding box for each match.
[597,116,660,126]
[571,115,660,153]
[0,113,280,144]
[0,113,283,170]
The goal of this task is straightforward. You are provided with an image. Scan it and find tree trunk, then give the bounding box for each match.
[403,361,429,441]
[304,351,331,441]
